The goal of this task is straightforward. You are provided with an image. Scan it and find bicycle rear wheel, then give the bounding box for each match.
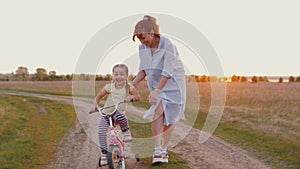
[107,145,125,169]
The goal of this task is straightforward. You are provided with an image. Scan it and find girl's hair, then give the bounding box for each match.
[112,64,129,75]
[132,15,160,42]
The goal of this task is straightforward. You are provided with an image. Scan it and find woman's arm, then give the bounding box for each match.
[156,76,169,91]
[132,70,146,87]
[126,87,141,102]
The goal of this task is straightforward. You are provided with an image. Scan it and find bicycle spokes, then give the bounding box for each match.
[107,145,125,169]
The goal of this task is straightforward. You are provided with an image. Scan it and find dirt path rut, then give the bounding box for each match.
[171,123,270,169]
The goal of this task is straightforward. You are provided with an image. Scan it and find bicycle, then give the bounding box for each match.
[89,101,139,169]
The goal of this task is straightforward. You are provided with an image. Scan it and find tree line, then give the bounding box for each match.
[186,74,300,83]
[0,66,299,83]
[0,66,128,81]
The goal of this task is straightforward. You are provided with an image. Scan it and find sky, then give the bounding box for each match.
[0,0,299,76]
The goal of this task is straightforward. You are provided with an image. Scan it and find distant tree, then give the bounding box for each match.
[241,76,248,82]
[278,77,283,83]
[49,71,56,76]
[95,74,103,81]
[208,76,218,82]
[65,74,72,81]
[231,75,239,82]
[72,74,90,81]
[192,75,199,82]
[58,75,67,81]
[258,76,269,82]
[289,76,295,82]
[191,75,199,82]
[0,74,9,81]
[296,76,300,82]
[104,74,112,81]
[34,68,48,81]
[15,66,29,81]
[200,74,208,82]
[263,76,269,82]
[251,76,258,83]
[48,71,57,81]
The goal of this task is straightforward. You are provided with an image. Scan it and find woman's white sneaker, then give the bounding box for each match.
[152,147,163,164]
[161,148,169,163]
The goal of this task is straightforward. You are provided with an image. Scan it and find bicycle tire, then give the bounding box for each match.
[107,145,125,169]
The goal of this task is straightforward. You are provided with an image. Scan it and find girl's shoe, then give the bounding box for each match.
[99,154,108,166]
[161,148,169,163]
[152,147,163,164]
[123,130,132,142]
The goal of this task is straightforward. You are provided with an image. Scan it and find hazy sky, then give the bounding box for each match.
[0,0,299,76]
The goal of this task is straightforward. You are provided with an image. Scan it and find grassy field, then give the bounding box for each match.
[195,82,300,169]
[0,81,299,168]
[0,94,76,169]
[0,81,73,96]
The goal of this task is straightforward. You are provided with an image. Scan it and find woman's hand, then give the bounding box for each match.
[132,70,146,87]
[148,89,161,105]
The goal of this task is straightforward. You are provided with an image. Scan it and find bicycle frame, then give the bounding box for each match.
[106,112,124,158]
[92,101,126,169]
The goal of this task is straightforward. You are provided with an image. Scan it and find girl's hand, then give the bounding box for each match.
[148,89,161,105]
[89,106,97,113]
[125,95,135,103]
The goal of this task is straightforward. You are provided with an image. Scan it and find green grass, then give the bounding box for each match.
[194,111,300,169]
[0,94,76,169]
[217,124,300,169]
[137,151,190,169]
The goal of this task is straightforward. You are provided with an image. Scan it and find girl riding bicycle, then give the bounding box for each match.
[90,63,141,166]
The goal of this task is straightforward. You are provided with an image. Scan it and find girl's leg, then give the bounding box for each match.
[98,117,109,154]
[114,111,132,142]
[114,111,129,132]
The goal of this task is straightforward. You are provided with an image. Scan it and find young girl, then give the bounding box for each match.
[90,64,141,165]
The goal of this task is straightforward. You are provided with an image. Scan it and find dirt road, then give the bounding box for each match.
[1,90,271,169]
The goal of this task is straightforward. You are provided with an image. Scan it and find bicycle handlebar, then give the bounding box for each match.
[89,101,125,116]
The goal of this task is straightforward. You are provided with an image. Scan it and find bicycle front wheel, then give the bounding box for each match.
[107,145,125,169]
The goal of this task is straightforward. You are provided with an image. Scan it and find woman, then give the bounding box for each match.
[132,15,186,164]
